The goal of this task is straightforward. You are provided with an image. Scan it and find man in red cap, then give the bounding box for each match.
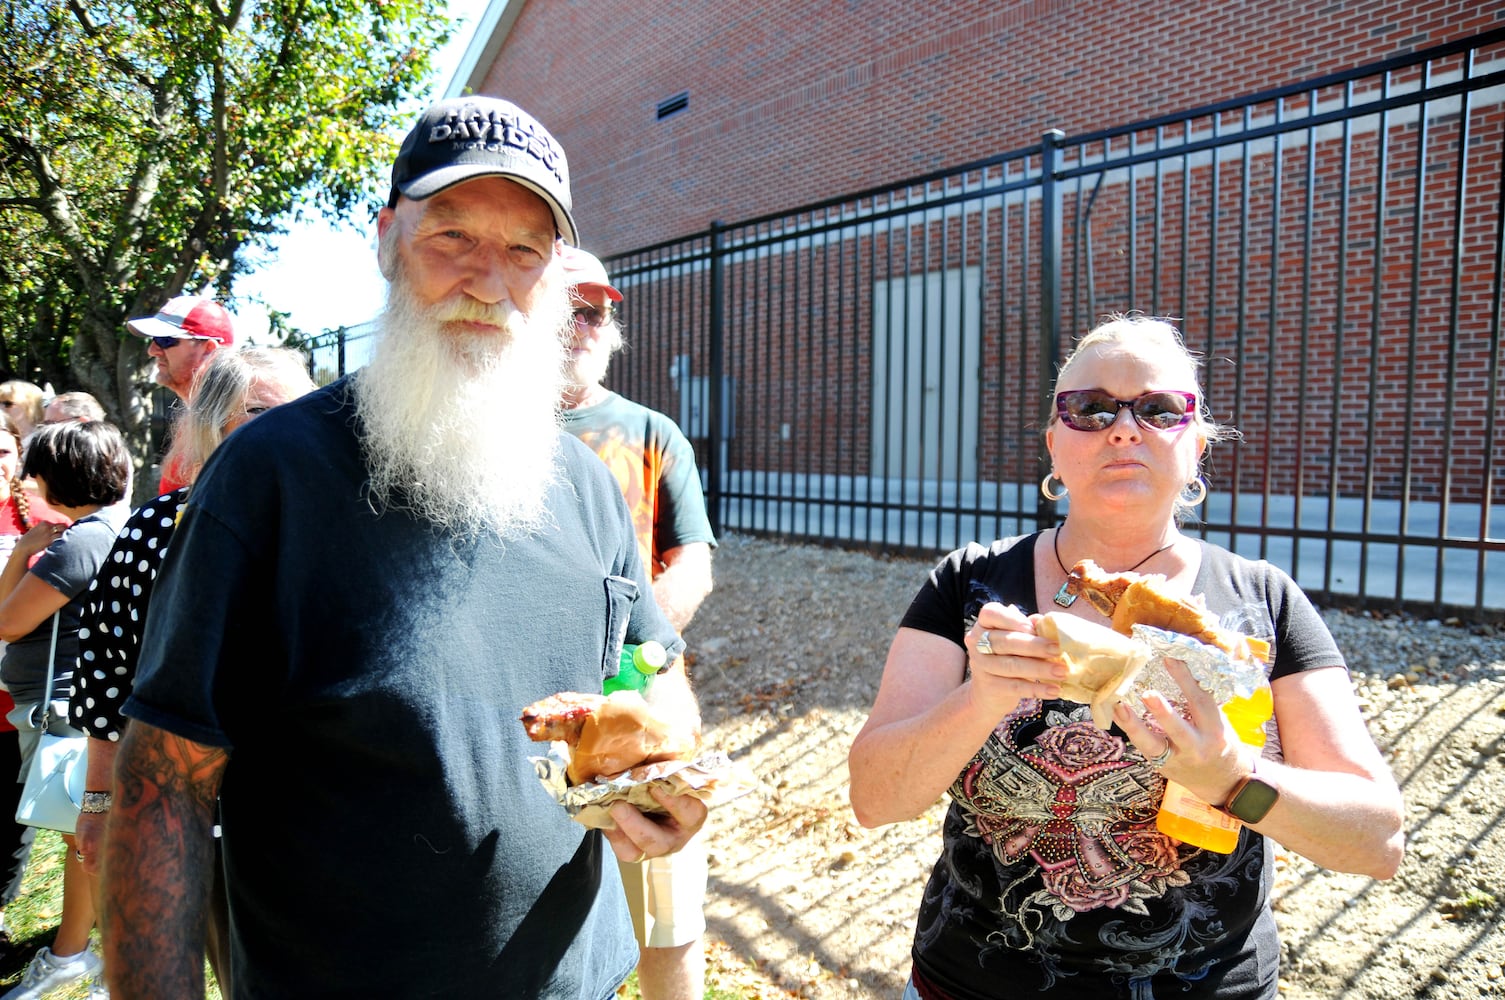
[127,295,236,401]
[127,295,236,491]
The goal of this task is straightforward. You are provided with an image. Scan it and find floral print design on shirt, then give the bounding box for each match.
[952,699,1192,920]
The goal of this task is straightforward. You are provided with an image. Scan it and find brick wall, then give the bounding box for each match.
[474,4,1503,508]
[479,0,1501,253]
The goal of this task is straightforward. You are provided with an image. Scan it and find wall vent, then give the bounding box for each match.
[656,92,689,120]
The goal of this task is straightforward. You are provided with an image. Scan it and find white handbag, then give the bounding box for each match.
[15,614,87,834]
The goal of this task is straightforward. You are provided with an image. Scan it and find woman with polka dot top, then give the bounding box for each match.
[71,347,313,990]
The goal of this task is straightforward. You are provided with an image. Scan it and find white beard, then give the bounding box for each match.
[354,266,572,541]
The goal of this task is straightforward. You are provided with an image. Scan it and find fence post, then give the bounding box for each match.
[1036,129,1065,531]
[707,221,725,536]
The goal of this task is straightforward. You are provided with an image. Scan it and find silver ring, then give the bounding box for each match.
[75,850,85,862]
[1146,741,1175,769]
[976,630,995,655]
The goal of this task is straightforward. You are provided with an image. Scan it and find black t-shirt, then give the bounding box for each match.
[900,533,1343,1000]
[126,378,680,998]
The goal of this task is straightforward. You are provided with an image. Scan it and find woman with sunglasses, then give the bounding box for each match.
[849,315,1403,1000]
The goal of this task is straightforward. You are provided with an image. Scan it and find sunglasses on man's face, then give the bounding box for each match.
[150,335,212,350]
[1055,389,1198,432]
[570,306,615,328]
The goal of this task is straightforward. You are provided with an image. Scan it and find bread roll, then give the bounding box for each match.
[1035,613,1150,729]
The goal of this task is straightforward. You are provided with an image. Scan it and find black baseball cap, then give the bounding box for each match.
[388,97,578,245]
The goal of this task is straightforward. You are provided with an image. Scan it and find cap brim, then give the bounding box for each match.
[398,165,578,246]
[574,282,624,302]
[126,316,195,339]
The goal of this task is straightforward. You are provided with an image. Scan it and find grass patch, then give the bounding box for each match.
[8,834,775,998]
[1,829,222,998]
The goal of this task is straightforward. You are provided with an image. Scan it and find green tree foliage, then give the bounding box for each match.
[0,0,449,483]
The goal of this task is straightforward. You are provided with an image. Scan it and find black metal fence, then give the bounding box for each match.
[309,29,1505,620]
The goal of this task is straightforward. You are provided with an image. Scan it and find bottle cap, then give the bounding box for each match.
[634,640,668,674]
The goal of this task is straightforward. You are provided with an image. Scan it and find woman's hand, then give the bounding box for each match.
[1111,657,1245,803]
[75,810,107,877]
[965,601,1066,719]
[10,521,64,562]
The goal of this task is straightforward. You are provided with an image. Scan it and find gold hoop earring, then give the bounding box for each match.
[1183,476,1208,506]
[1041,473,1067,502]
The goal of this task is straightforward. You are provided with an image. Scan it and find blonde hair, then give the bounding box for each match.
[167,347,316,484]
[0,380,46,434]
[45,391,106,423]
[1053,313,1237,446]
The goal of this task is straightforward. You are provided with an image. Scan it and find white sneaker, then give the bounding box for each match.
[1,946,104,1000]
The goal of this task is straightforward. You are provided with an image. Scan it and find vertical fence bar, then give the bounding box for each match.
[1292,86,1318,584]
[1361,72,1391,606]
[1437,77,1471,610]
[1038,129,1064,532]
[1259,99,1284,565]
[707,222,725,537]
[1479,126,1504,609]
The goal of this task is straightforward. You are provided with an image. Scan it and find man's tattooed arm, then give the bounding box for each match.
[103,722,228,999]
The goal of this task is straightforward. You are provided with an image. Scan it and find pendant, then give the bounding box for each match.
[1053,581,1078,608]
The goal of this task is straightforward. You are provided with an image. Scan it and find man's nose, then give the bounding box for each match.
[462,250,512,304]
[146,341,165,358]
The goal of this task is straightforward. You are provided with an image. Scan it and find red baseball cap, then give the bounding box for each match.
[126,296,236,346]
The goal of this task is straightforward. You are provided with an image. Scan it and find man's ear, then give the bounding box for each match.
[376,207,398,281]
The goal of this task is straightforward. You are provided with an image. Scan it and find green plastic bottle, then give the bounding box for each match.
[603,640,668,695]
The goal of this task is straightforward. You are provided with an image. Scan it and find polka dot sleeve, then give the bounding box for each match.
[72,489,189,740]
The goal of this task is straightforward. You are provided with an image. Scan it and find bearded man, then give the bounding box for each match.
[102,97,706,999]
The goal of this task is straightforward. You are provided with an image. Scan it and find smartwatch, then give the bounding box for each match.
[1219,759,1279,824]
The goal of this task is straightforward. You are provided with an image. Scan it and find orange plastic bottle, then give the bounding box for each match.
[1155,680,1273,852]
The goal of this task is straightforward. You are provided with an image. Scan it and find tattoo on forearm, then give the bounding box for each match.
[103,725,228,998]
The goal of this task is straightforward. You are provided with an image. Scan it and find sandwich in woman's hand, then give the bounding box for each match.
[1034,613,1150,729]
[1064,559,1271,663]
[520,690,699,785]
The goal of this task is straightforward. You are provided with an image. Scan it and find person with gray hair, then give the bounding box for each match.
[42,392,106,425]
[104,97,705,998]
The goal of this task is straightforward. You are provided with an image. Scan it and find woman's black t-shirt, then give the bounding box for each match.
[900,533,1343,1000]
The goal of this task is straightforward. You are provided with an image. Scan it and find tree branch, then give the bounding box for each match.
[64,0,159,91]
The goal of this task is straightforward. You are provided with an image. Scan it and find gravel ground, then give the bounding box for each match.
[683,534,1505,999]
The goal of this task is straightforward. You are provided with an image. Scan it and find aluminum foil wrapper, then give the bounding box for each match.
[530,744,758,830]
[1121,624,1268,713]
